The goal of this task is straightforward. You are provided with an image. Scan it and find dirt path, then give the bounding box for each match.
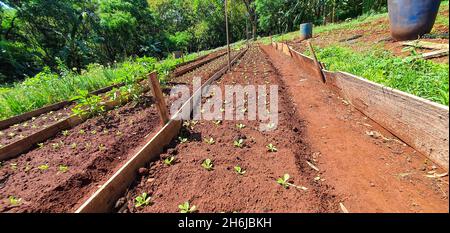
[261,45,449,213]
[121,46,338,213]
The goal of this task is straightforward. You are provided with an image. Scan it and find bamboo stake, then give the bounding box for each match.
[307,41,326,83]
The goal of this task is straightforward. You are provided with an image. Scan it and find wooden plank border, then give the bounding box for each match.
[271,42,449,170]
[172,51,227,77]
[0,83,121,130]
[326,71,449,170]
[75,48,247,213]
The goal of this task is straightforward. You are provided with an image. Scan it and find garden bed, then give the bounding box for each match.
[0,49,237,213]
[118,46,338,213]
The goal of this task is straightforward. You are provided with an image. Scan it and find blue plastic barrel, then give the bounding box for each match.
[388,0,441,41]
[299,23,313,41]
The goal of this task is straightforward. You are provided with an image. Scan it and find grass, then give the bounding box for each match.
[0,39,246,120]
[314,45,449,105]
[259,0,449,106]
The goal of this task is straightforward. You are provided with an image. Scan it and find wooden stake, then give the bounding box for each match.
[307,41,326,83]
[225,0,231,71]
[148,72,170,125]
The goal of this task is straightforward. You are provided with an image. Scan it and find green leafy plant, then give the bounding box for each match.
[135,193,152,207]
[236,123,246,129]
[201,159,214,171]
[234,166,246,175]
[58,165,69,173]
[277,174,291,189]
[38,164,49,171]
[178,137,188,143]
[8,196,21,206]
[178,201,196,213]
[204,137,215,145]
[164,156,175,166]
[62,130,70,136]
[233,139,244,148]
[267,144,278,152]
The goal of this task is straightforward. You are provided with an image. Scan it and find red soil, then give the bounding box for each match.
[0,51,234,213]
[120,46,338,213]
[0,106,73,147]
[261,44,448,213]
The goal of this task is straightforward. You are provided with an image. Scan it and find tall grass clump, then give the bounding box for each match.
[314,46,449,106]
[0,54,200,120]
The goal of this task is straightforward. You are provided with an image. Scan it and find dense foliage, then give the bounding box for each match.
[1,0,388,83]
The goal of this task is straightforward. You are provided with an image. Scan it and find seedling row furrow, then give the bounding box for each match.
[0,48,238,213]
[119,46,336,213]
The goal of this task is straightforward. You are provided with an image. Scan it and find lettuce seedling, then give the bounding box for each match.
[178,137,188,143]
[277,174,290,189]
[164,156,175,166]
[204,137,215,145]
[179,201,196,213]
[62,130,69,136]
[8,196,21,206]
[38,164,49,171]
[58,165,69,173]
[201,159,214,171]
[135,193,152,207]
[234,166,246,175]
[236,123,246,129]
[267,144,278,152]
[233,139,244,148]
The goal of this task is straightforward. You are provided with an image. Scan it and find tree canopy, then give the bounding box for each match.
[0,0,387,83]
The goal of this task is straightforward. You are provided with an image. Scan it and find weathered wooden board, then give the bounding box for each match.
[0,83,122,130]
[173,51,227,77]
[403,41,449,50]
[75,119,182,213]
[75,48,248,213]
[273,42,449,170]
[0,84,151,161]
[0,101,71,130]
[417,49,449,60]
[326,71,449,170]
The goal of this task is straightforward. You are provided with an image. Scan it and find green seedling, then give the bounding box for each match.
[178,137,188,144]
[70,143,77,149]
[79,129,85,134]
[91,130,97,135]
[233,139,244,148]
[58,165,69,173]
[213,120,222,125]
[201,159,214,171]
[267,144,278,152]
[267,123,276,129]
[236,123,246,129]
[51,143,60,150]
[38,164,49,171]
[204,137,215,145]
[234,166,246,175]
[24,163,32,172]
[277,174,291,189]
[135,193,152,208]
[10,163,18,170]
[8,196,21,206]
[62,130,69,136]
[116,131,123,136]
[98,144,106,151]
[164,156,175,166]
[179,201,196,213]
